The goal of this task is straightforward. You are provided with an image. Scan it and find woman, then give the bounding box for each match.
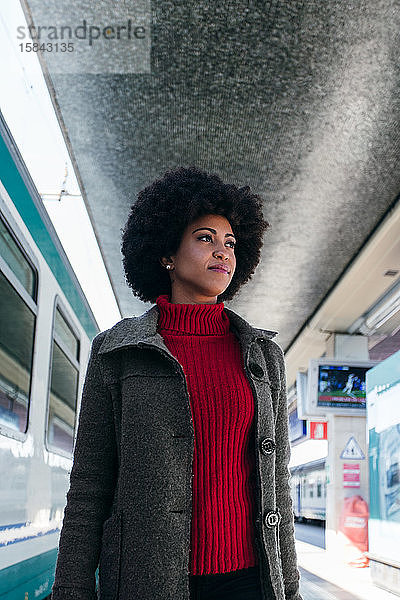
[51,166,302,600]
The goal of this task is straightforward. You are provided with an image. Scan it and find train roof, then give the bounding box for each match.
[0,111,99,340]
[290,457,326,474]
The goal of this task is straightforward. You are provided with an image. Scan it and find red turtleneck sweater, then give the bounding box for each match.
[156,294,259,575]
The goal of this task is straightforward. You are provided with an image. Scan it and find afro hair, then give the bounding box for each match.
[121,166,269,303]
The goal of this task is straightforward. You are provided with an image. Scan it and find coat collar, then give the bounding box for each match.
[98,304,277,355]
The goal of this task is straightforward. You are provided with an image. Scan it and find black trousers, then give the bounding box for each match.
[189,565,263,600]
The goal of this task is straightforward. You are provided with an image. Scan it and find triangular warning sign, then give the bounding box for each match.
[340,436,365,460]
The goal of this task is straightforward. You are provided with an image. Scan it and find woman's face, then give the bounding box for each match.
[161,214,237,304]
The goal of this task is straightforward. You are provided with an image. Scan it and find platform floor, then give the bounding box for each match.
[296,540,399,600]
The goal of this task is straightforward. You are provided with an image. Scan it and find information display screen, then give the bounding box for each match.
[317,365,368,409]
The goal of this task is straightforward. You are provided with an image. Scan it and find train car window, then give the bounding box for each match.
[54,308,80,361]
[317,482,322,497]
[0,270,35,434]
[0,217,37,299]
[46,306,79,454]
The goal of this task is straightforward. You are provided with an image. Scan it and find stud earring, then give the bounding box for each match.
[166,265,171,270]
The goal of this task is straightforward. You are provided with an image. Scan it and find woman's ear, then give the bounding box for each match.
[160,257,173,269]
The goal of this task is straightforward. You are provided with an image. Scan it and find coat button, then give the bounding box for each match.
[260,438,276,455]
[264,509,281,529]
[248,361,264,379]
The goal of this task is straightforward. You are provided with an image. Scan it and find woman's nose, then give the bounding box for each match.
[213,246,229,260]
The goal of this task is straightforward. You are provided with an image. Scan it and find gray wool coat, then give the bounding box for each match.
[51,303,303,600]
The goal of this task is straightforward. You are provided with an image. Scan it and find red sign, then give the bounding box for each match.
[343,463,360,488]
[309,421,327,440]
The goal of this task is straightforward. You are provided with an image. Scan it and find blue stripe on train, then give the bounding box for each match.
[0,549,57,599]
[0,549,99,598]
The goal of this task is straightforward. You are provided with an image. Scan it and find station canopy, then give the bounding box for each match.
[21,0,400,351]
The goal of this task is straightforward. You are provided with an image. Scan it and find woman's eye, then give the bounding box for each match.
[198,234,236,249]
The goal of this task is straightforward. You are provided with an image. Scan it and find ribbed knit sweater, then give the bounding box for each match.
[156,294,259,576]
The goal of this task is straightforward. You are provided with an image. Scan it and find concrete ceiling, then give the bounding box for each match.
[21,0,400,352]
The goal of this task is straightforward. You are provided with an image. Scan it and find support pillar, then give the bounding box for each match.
[324,334,370,558]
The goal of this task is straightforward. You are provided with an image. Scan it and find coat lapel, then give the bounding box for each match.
[97,303,278,358]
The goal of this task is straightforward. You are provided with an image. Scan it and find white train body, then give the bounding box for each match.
[0,114,99,598]
[290,458,327,522]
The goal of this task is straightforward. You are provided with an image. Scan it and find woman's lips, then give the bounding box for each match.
[209,267,230,274]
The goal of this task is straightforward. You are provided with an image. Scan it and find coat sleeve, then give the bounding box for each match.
[274,345,303,600]
[51,331,118,600]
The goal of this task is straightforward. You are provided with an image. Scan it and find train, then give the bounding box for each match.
[290,457,327,522]
[0,111,99,598]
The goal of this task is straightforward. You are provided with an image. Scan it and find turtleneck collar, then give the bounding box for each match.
[156,294,230,336]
